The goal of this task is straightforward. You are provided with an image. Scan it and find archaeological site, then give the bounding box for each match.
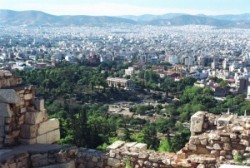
[1,70,250,168]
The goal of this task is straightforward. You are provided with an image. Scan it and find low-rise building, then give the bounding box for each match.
[107,77,135,90]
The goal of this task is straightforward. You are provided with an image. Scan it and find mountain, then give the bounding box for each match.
[120,13,184,22]
[0,9,249,28]
[0,9,136,26]
[212,13,250,21]
[148,15,233,27]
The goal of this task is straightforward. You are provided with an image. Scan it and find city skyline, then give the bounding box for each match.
[0,0,250,16]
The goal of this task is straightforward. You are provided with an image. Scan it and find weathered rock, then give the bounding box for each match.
[223,143,232,151]
[209,133,221,141]
[38,160,75,168]
[31,153,48,167]
[217,115,234,130]
[232,126,244,133]
[213,143,221,150]
[138,152,149,159]
[20,124,38,139]
[220,150,226,156]
[0,89,21,104]
[197,164,205,168]
[33,98,45,111]
[246,147,250,152]
[0,103,12,117]
[107,141,125,150]
[211,150,220,157]
[245,119,250,129]
[188,144,197,151]
[0,126,4,137]
[196,146,210,154]
[230,133,237,140]
[187,155,216,164]
[37,129,60,144]
[25,111,48,125]
[189,136,201,145]
[130,143,147,152]
[123,142,137,149]
[240,139,249,146]
[24,93,33,100]
[221,137,230,143]
[38,119,59,135]
[107,158,121,167]
[190,111,205,134]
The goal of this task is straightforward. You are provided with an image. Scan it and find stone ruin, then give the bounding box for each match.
[180,111,250,165]
[0,70,60,147]
[0,70,249,168]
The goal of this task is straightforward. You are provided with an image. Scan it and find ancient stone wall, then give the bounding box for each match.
[0,70,60,147]
[0,111,243,168]
[0,142,218,168]
[179,111,250,165]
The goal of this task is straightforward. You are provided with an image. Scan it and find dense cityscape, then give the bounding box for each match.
[0,0,250,167]
[1,25,250,98]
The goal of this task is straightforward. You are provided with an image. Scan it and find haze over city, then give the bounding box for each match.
[1,0,250,16]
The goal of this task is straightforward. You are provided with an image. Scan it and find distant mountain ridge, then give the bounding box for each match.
[0,9,250,28]
[0,10,136,26]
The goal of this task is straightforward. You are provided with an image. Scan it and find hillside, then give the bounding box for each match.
[0,9,250,28]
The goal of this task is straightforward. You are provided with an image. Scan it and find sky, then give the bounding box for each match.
[0,0,250,16]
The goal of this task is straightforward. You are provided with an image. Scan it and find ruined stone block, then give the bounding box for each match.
[20,124,38,139]
[36,133,47,144]
[4,136,15,144]
[107,140,125,150]
[213,143,221,150]
[5,117,11,124]
[208,133,221,141]
[223,143,232,151]
[25,111,48,124]
[33,98,45,111]
[37,129,60,144]
[0,117,4,126]
[31,153,48,167]
[18,114,25,125]
[196,146,210,154]
[20,107,26,113]
[124,142,137,149]
[189,136,201,145]
[190,111,205,134]
[0,89,21,104]
[0,126,4,137]
[217,115,234,130]
[38,160,75,168]
[131,143,147,152]
[38,118,59,135]
[0,103,12,117]
[232,126,244,133]
[221,137,230,143]
[24,93,33,100]
[188,144,197,151]
[107,158,121,167]
[5,125,10,132]
[46,129,60,144]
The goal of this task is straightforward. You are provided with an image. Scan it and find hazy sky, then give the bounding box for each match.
[1,0,250,16]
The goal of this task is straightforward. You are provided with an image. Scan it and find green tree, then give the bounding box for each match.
[142,124,159,150]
